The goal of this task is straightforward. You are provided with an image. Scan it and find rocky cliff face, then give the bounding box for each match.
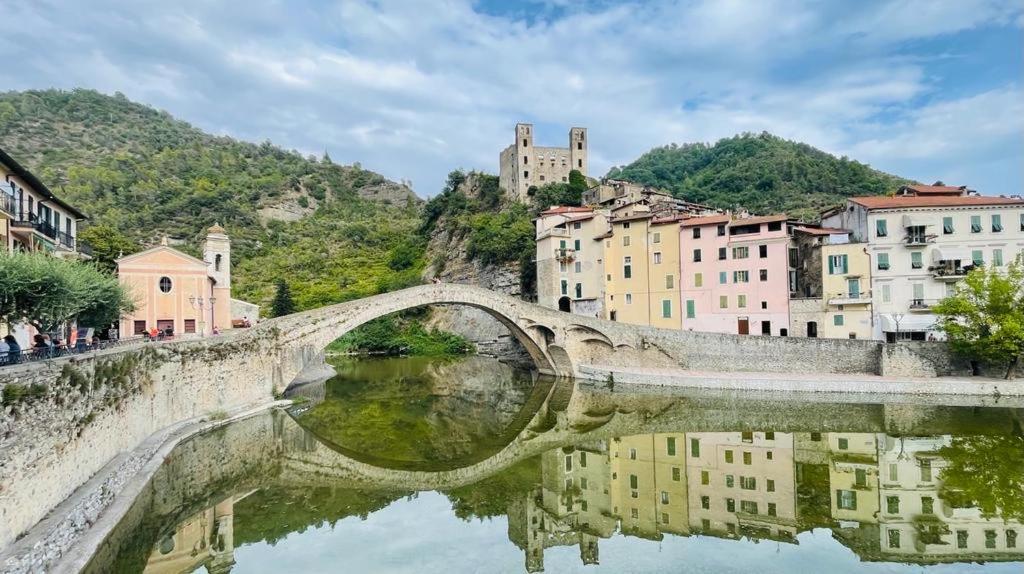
[422,174,531,366]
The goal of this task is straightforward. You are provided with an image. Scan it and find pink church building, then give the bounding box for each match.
[678,214,793,336]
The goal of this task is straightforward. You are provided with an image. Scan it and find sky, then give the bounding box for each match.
[1,0,1022,198]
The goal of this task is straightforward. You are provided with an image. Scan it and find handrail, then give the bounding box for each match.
[0,337,147,368]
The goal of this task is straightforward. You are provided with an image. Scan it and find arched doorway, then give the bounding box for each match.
[557,296,571,312]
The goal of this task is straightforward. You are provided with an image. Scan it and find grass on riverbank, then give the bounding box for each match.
[326,311,474,358]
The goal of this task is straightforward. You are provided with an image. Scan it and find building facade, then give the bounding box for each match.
[535,206,609,317]
[117,225,255,338]
[678,214,793,335]
[500,123,587,202]
[822,192,1024,341]
[789,227,874,339]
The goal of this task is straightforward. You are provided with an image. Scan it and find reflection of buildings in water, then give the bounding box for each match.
[827,433,880,525]
[144,491,254,574]
[686,432,799,542]
[610,433,688,539]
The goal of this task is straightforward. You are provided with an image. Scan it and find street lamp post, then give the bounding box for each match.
[188,295,217,337]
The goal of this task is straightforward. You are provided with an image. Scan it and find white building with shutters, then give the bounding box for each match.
[821,185,1024,342]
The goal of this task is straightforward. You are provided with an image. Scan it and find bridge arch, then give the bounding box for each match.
[270,284,576,381]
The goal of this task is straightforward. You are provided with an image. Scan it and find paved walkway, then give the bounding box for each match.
[578,364,1024,397]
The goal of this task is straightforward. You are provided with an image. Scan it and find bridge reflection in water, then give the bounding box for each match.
[86,358,1024,574]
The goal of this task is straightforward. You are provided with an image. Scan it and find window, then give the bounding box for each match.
[888,529,901,549]
[876,219,888,237]
[580,452,587,468]
[653,252,662,264]
[768,221,782,231]
[740,500,758,515]
[159,276,173,293]
[561,280,568,295]
[734,270,749,283]
[719,271,728,284]
[653,231,661,243]
[985,530,997,549]
[693,249,702,262]
[992,214,1003,232]
[692,227,701,239]
[882,284,891,303]
[715,247,726,261]
[828,254,848,274]
[717,224,726,236]
[574,239,581,251]
[972,250,983,266]
[737,294,747,308]
[733,246,749,259]
[565,455,573,472]
[742,431,752,442]
[624,256,632,279]
[662,299,672,318]
[767,479,775,492]
[623,235,631,247]
[625,293,633,304]
[725,449,734,463]
[811,432,821,441]
[630,508,639,519]
[184,319,196,334]
[886,496,900,514]
[726,474,735,487]
[573,221,581,230]
[943,216,954,234]
[133,320,147,335]
[921,496,933,514]
[971,215,982,233]
[834,314,844,326]
[523,170,529,179]
[839,438,849,451]
[686,300,696,319]
[690,438,700,457]
[574,261,582,273]
[672,467,681,481]
[920,459,933,482]
[759,245,768,258]
[701,470,709,485]
[662,513,670,524]
[888,463,898,482]
[911,251,923,269]
[578,159,582,168]
[726,498,735,512]
[630,474,638,488]
[957,530,968,549]
[694,273,703,287]
[575,283,582,298]
[836,489,857,510]
[701,496,710,509]
[768,503,777,517]
[214,253,222,271]
[719,295,728,309]
[740,476,756,490]
[666,274,674,289]
[855,468,866,487]
[623,222,630,229]
[877,252,890,270]
[765,431,775,440]
[761,301,767,309]
[1021,214,1024,231]
[993,249,1003,266]
[759,269,768,281]
[1008,530,1017,548]
[661,491,670,504]
[743,452,752,465]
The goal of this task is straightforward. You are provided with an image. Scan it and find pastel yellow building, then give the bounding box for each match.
[610,433,689,538]
[790,227,873,340]
[117,225,255,338]
[603,212,683,328]
[827,433,879,524]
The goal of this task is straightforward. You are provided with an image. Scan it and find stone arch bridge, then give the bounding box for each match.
[253,283,952,392]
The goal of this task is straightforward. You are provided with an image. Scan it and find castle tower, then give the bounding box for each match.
[569,127,587,176]
[515,123,534,200]
[202,223,232,332]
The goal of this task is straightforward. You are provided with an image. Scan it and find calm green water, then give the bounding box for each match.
[89,356,1024,573]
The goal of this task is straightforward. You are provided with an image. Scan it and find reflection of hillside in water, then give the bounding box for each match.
[86,360,1024,574]
[287,356,544,466]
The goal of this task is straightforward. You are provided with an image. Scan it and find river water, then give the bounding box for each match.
[87,356,1024,573]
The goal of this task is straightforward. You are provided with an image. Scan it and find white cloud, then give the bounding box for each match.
[0,0,1020,197]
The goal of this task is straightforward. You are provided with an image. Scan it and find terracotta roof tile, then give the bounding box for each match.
[850,195,1024,210]
[539,205,593,216]
[612,213,655,223]
[679,214,731,227]
[794,225,851,236]
[731,214,788,226]
[902,184,966,195]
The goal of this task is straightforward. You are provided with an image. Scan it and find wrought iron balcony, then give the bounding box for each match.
[0,193,15,217]
[827,291,872,306]
[11,214,58,240]
[903,233,936,246]
[554,247,577,262]
[909,298,938,311]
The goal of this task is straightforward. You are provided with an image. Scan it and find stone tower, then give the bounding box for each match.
[202,223,232,331]
[569,127,587,176]
[499,123,589,203]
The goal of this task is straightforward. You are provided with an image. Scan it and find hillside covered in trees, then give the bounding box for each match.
[0,89,423,310]
[608,132,908,219]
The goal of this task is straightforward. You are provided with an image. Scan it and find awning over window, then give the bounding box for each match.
[902,214,933,228]
[879,314,936,332]
[932,247,972,263]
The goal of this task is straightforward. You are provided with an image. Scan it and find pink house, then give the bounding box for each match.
[679,214,792,336]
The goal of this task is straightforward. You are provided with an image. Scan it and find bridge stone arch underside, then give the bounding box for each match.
[266,284,623,388]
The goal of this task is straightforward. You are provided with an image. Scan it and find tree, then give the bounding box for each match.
[933,261,1024,378]
[0,252,134,332]
[270,278,295,317]
[77,224,140,272]
[938,434,1024,521]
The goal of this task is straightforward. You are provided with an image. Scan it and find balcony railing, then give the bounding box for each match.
[931,264,973,280]
[903,234,936,246]
[827,291,872,305]
[909,298,938,311]
[555,247,576,262]
[11,214,59,240]
[0,193,15,216]
[56,231,75,250]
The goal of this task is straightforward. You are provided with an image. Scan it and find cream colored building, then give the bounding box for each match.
[827,433,879,524]
[535,206,609,317]
[610,433,689,539]
[822,189,1024,341]
[117,225,256,338]
[790,227,874,339]
[499,123,587,202]
[603,211,684,328]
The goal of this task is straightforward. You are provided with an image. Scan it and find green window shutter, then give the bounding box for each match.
[834,315,844,326]
[972,250,983,266]
[828,256,834,274]
[686,300,695,319]
[878,253,889,269]
[992,214,1002,232]
[943,217,954,234]
[841,255,848,274]
[560,240,566,248]
[662,300,671,318]
[719,271,727,284]
[574,239,581,250]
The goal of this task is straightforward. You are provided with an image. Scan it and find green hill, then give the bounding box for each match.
[0,89,424,310]
[607,132,909,219]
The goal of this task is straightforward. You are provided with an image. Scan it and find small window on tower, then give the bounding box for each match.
[215,254,222,272]
[578,159,583,168]
[577,142,582,150]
